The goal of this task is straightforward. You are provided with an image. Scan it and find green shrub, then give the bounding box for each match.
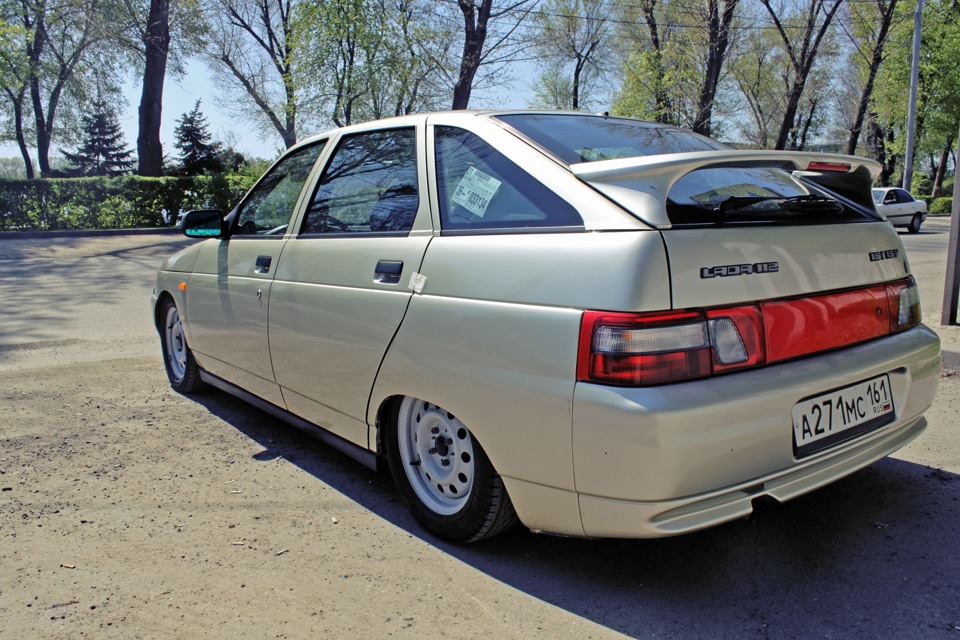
[931,197,953,215]
[0,174,253,231]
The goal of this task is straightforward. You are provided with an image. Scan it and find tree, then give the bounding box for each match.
[759,0,844,150]
[530,0,608,111]
[450,0,534,109]
[610,0,740,136]
[62,97,134,176]
[529,63,575,109]
[730,26,785,147]
[204,0,300,148]
[839,0,901,155]
[296,0,450,127]
[173,99,224,175]
[0,0,112,177]
[691,0,739,135]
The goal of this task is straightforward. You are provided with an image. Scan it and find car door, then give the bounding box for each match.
[185,141,328,406]
[267,125,432,447]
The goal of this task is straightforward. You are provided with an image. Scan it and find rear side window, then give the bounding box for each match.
[301,128,418,235]
[666,165,877,226]
[434,126,582,231]
[495,113,725,164]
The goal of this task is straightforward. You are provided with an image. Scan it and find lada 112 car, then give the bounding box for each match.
[153,111,940,543]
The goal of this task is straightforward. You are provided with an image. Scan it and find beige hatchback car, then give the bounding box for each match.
[153,111,940,543]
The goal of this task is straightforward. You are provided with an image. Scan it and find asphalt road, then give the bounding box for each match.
[0,228,958,639]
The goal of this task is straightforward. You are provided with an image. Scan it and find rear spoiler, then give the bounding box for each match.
[570,150,883,228]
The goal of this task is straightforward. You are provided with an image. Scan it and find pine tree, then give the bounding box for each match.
[173,99,224,175]
[63,99,135,177]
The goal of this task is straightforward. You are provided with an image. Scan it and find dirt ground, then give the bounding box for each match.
[0,230,958,639]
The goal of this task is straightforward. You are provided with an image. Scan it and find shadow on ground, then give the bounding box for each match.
[190,388,960,639]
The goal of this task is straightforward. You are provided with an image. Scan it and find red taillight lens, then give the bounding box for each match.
[806,161,851,172]
[578,307,765,385]
[578,279,922,387]
[577,311,712,385]
[762,286,889,362]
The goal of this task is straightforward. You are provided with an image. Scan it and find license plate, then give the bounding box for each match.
[792,374,895,458]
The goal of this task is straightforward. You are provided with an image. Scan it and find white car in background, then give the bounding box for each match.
[873,187,928,233]
[153,111,940,543]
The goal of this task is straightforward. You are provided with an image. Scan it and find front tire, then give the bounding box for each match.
[159,299,204,393]
[385,397,517,543]
[908,214,922,234]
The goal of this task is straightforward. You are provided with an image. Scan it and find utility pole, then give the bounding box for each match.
[904,0,923,191]
[942,123,960,325]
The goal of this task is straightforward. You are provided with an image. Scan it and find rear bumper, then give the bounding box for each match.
[507,325,940,538]
[575,415,926,538]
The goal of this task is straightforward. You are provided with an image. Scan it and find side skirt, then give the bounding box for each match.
[199,370,379,471]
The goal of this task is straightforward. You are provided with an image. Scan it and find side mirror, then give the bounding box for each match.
[181,209,226,238]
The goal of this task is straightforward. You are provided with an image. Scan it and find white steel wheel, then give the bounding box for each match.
[165,304,188,381]
[159,299,203,393]
[396,398,475,515]
[386,396,518,543]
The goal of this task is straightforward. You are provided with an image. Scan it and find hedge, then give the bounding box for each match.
[931,197,953,215]
[0,174,258,232]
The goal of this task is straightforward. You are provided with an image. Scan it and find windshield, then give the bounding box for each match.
[667,166,872,225]
[872,190,884,204]
[494,113,726,164]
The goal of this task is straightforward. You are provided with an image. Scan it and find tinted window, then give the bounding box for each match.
[434,126,582,231]
[301,128,418,235]
[667,165,873,225]
[495,114,725,164]
[234,142,325,236]
[895,189,914,203]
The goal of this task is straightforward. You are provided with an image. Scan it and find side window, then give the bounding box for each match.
[434,126,582,231]
[883,191,897,204]
[234,142,326,236]
[896,189,914,203]
[301,128,418,235]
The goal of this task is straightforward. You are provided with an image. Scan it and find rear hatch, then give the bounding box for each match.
[569,150,907,307]
[495,113,922,386]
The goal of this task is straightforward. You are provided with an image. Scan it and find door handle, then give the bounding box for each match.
[374,260,403,284]
[255,255,272,273]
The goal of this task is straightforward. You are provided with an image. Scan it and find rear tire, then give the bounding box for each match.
[159,299,204,393]
[908,214,922,234]
[385,397,517,543]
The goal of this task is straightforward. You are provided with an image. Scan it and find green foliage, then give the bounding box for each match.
[0,174,258,231]
[173,99,225,175]
[62,97,134,177]
[931,197,953,215]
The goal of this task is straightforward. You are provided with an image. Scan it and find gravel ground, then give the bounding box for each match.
[0,230,957,639]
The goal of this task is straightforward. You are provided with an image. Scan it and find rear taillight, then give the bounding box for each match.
[578,278,921,386]
[886,277,921,333]
[578,307,765,385]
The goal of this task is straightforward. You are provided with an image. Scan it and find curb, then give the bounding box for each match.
[942,349,960,372]
[0,227,182,241]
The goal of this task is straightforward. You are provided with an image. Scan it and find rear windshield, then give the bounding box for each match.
[496,113,878,226]
[667,165,877,225]
[494,113,725,164]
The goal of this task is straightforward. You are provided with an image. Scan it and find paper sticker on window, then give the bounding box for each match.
[452,167,501,217]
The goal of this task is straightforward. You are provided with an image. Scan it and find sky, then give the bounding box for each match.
[1,59,540,167]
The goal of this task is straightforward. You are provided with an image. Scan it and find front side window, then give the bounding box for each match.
[234,142,326,236]
[434,126,582,231]
[301,128,419,235]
